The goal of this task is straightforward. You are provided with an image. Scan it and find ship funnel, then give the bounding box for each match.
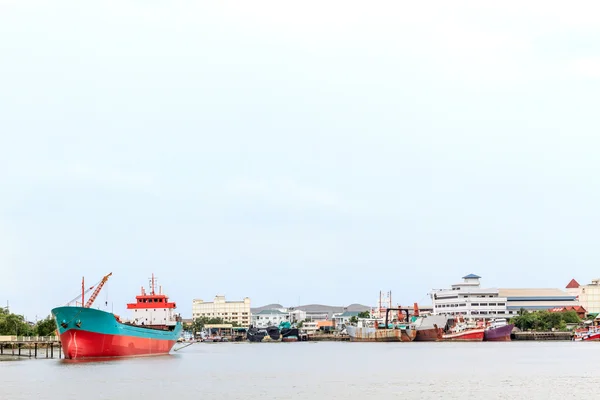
[413,302,420,316]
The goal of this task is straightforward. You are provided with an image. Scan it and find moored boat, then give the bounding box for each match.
[279,321,299,342]
[410,304,447,342]
[412,314,447,342]
[573,326,600,341]
[51,273,182,359]
[346,308,417,342]
[264,326,282,342]
[484,318,514,342]
[247,327,267,342]
[441,318,485,342]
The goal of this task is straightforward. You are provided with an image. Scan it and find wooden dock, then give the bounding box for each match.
[307,334,350,342]
[513,331,573,341]
[0,336,63,359]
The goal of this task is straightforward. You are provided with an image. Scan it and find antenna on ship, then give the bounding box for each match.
[149,273,158,295]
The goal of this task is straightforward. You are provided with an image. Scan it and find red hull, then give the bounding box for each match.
[442,328,485,342]
[60,329,176,359]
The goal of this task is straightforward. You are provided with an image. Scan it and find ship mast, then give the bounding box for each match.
[149,273,158,296]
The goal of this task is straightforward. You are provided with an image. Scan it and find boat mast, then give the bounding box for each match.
[81,277,85,306]
[150,273,157,295]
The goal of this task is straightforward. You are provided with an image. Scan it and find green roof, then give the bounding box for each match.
[337,311,361,317]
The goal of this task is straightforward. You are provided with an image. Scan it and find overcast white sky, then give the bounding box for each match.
[1,1,600,320]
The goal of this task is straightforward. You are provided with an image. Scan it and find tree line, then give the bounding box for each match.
[0,308,57,337]
[187,316,240,333]
[510,309,581,331]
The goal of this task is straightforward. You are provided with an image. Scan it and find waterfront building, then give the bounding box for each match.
[332,311,361,330]
[288,309,307,323]
[302,321,318,334]
[498,288,578,314]
[564,278,600,314]
[192,295,251,327]
[430,274,509,318]
[431,274,580,319]
[251,309,290,328]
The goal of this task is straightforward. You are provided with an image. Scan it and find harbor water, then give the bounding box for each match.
[1,341,598,399]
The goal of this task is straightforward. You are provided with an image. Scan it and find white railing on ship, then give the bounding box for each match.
[0,336,59,342]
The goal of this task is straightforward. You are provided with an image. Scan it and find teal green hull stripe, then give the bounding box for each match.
[51,306,182,340]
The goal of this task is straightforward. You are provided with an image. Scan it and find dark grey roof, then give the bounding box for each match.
[254,309,288,315]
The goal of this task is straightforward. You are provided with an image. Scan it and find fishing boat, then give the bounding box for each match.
[573,326,600,341]
[441,317,485,342]
[246,326,268,342]
[484,318,514,341]
[51,273,182,359]
[410,303,447,342]
[346,308,417,342]
[280,321,299,342]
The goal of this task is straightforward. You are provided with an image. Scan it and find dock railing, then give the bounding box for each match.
[0,336,59,342]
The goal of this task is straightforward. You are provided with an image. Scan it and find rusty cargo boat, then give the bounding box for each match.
[346,308,417,342]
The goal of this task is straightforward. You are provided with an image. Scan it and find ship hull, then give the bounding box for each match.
[246,327,267,342]
[281,328,299,342]
[346,326,417,342]
[51,306,181,359]
[412,315,448,342]
[442,328,485,342]
[484,324,514,342]
[415,327,443,342]
[573,329,600,341]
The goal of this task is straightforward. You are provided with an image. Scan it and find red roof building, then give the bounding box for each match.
[566,279,580,289]
[548,305,587,319]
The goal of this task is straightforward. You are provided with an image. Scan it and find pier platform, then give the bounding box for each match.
[513,332,573,341]
[0,336,62,358]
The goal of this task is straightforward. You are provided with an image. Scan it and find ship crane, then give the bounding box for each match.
[84,272,113,308]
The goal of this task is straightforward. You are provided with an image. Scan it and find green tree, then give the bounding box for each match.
[191,316,226,333]
[35,316,58,336]
[357,311,370,318]
[561,310,580,324]
[349,316,358,324]
[511,309,580,331]
[0,311,33,336]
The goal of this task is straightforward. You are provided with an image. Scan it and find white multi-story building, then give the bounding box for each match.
[288,309,307,323]
[192,295,251,327]
[430,274,508,318]
[251,309,290,328]
[332,311,361,330]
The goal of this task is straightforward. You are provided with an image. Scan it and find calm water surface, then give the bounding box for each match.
[1,341,598,399]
